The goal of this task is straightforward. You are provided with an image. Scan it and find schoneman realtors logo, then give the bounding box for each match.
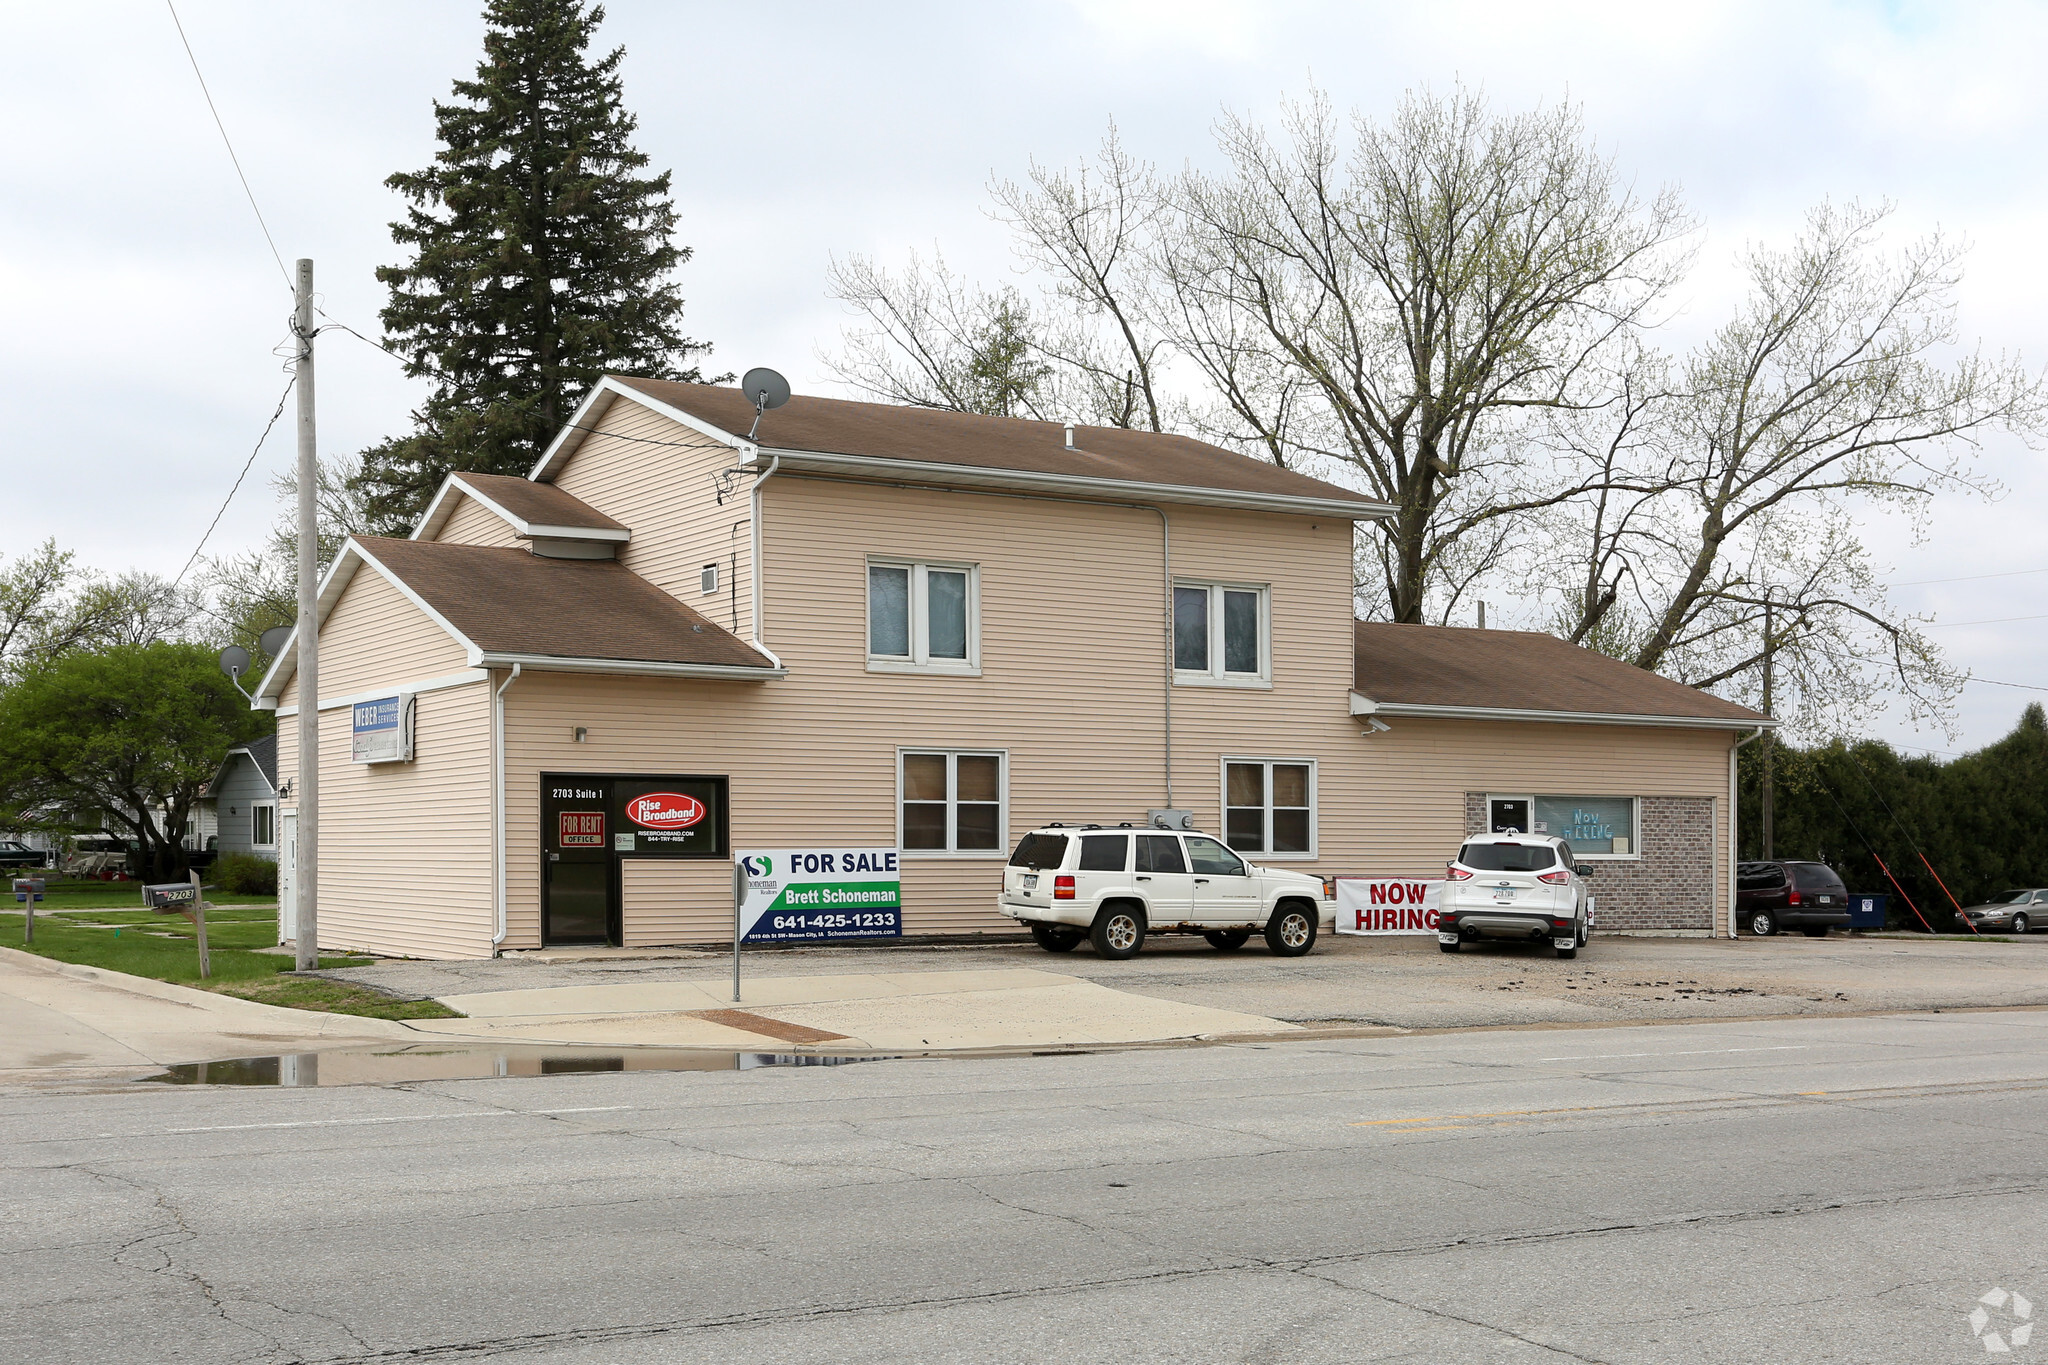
[734,848,902,943]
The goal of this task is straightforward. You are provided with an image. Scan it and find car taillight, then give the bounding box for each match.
[1553,917,1573,928]
[1538,870,1570,885]
[1446,864,1473,881]
[1788,890,1801,906]
[1054,875,1075,900]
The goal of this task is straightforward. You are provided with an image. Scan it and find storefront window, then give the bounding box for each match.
[1223,759,1315,856]
[1524,795,1638,857]
[900,750,1005,853]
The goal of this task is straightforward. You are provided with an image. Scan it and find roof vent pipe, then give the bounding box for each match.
[1064,421,1075,450]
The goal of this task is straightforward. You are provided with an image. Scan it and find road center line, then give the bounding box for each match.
[160,1106,631,1134]
[1534,1044,1811,1063]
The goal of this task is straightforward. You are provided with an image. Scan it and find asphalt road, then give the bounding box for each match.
[9,1011,2048,1363]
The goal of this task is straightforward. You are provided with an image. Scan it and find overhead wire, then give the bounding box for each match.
[1834,745,1978,933]
[1802,767,1942,935]
[170,374,297,591]
[165,0,289,292]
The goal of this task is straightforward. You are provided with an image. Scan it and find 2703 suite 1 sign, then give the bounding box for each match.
[735,848,901,942]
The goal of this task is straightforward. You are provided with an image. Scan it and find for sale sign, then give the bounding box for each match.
[1336,877,1443,935]
[734,848,902,943]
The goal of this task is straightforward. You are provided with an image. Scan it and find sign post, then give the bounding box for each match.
[13,877,43,945]
[144,878,208,978]
[730,847,901,1003]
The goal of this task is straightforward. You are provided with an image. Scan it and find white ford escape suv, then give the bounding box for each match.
[997,824,1335,959]
[1437,832,1594,958]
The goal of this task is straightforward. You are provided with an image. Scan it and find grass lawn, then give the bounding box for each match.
[0,911,460,1020]
[9,882,275,911]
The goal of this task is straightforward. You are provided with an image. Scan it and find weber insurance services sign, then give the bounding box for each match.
[351,694,414,763]
[1335,877,1443,935]
[735,848,901,942]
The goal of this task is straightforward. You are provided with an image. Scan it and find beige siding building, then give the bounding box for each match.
[259,377,1767,960]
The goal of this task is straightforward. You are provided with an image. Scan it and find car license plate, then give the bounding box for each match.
[1493,885,1517,900]
[1816,896,1833,905]
[1023,874,1038,891]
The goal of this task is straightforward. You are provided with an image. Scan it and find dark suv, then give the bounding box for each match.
[1737,860,1851,937]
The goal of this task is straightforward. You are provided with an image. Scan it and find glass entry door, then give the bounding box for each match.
[543,778,615,945]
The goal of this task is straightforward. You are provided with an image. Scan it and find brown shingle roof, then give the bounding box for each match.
[607,376,1387,514]
[356,537,775,670]
[453,472,627,533]
[1353,622,1765,724]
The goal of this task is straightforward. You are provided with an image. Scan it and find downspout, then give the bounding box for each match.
[1153,506,1172,807]
[491,663,521,951]
[1729,725,1766,938]
[748,451,783,668]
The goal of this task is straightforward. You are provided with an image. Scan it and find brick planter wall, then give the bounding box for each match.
[1464,793,1716,933]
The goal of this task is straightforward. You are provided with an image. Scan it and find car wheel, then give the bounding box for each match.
[2015,913,2031,935]
[1802,927,1829,938]
[1090,904,1146,960]
[1749,910,1778,937]
[1265,903,1318,957]
[1030,922,1083,953]
[1204,930,1250,951]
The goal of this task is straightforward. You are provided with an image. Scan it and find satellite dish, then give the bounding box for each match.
[259,625,292,657]
[217,646,251,679]
[742,367,790,412]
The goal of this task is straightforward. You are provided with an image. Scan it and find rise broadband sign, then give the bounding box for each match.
[1336,877,1443,935]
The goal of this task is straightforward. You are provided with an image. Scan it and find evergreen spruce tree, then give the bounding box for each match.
[354,0,715,531]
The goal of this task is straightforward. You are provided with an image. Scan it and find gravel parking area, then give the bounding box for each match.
[322,930,2048,1031]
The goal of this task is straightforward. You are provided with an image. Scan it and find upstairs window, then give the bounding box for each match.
[869,560,979,673]
[1174,582,1268,684]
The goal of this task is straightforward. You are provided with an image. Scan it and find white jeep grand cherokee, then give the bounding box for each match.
[1437,832,1594,958]
[997,824,1335,959]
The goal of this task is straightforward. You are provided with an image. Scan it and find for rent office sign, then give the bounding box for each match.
[1336,877,1443,935]
[734,848,901,943]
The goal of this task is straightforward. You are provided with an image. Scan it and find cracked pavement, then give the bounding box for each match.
[6,1009,2048,1361]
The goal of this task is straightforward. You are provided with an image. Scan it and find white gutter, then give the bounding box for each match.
[1728,725,1767,939]
[762,447,1392,522]
[748,451,782,659]
[492,664,521,949]
[1350,693,1779,732]
[472,652,785,680]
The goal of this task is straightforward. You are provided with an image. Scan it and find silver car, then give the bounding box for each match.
[1956,889,2048,934]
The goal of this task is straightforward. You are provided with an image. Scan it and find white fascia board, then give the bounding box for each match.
[529,377,756,482]
[1351,693,1778,731]
[522,523,630,542]
[274,670,492,717]
[768,448,1395,521]
[412,475,627,545]
[411,474,468,541]
[255,539,484,705]
[473,651,786,681]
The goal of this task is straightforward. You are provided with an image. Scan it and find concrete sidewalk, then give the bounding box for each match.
[0,948,1298,1080]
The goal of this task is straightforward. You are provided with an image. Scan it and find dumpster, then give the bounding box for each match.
[1844,893,1887,930]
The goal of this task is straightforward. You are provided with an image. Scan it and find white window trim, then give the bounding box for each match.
[897,747,1008,858]
[867,558,982,676]
[1173,581,1272,688]
[1220,756,1318,860]
[1486,793,1643,862]
[251,799,278,850]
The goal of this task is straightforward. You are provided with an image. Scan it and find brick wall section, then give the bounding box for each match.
[1464,793,1717,932]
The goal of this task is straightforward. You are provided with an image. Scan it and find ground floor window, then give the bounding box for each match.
[900,750,1005,854]
[1223,758,1315,856]
[1489,794,1639,858]
[252,801,276,848]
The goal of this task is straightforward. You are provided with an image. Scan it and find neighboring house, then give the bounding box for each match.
[201,733,279,861]
[254,376,1768,960]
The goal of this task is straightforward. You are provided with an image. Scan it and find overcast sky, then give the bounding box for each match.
[5,1,2044,756]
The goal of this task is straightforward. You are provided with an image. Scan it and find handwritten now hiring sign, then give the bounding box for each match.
[1335,877,1444,935]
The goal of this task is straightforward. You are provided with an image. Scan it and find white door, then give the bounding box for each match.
[1186,835,1263,925]
[278,811,297,946]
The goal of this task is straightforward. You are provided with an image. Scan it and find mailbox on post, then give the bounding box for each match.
[143,879,209,977]
[12,877,44,946]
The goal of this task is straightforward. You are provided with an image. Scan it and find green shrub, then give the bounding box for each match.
[212,852,278,897]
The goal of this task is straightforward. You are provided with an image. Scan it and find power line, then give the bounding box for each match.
[165,0,289,292]
[1965,676,2048,694]
[1892,567,2048,588]
[171,375,297,590]
[1922,613,2048,628]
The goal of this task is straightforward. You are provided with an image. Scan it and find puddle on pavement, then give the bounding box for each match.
[136,1047,892,1087]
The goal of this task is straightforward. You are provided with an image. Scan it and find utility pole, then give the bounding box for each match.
[293,259,320,972]
[1760,593,1775,862]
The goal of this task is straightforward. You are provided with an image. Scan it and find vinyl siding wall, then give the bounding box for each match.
[436,494,522,548]
[209,757,277,860]
[549,399,754,637]
[275,564,495,958]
